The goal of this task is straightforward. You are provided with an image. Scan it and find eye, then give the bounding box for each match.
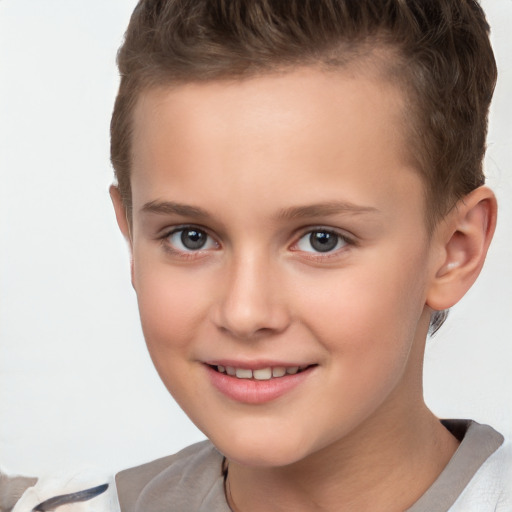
[166,227,217,252]
[295,229,348,253]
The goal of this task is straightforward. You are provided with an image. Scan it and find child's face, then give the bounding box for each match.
[121,68,440,467]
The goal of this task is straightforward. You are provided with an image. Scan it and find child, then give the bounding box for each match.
[109,0,511,510]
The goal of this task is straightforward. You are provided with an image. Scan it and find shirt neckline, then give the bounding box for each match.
[405,419,504,512]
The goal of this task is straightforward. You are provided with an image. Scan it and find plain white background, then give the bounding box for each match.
[0,0,511,476]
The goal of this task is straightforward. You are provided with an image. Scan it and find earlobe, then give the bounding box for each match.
[426,186,497,311]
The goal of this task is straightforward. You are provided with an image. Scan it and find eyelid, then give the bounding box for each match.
[289,226,356,256]
[293,225,355,243]
[159,224,220,256]
[158,223,216,240]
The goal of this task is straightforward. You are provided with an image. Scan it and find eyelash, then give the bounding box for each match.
[159,225,219,259]
[158,225,355,260]
[291,227,355,260]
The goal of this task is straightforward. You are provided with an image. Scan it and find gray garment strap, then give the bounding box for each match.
[116,441,230,512]
[134,441,228,512]
[406,419,504,512]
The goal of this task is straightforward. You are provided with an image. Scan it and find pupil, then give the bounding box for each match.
[310,231,338,252]
[181,229,206,250]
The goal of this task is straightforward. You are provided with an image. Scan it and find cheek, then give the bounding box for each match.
[297,248,429,364]
[291,261,428,440]
[133,260,211,353]
[132,262,216,406]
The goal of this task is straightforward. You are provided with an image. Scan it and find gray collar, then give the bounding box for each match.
[405,419,504,512]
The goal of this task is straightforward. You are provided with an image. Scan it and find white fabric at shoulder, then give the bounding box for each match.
[10,468,120,512]
[449,438,512,512]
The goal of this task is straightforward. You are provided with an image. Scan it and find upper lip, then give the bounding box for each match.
[204,360,314,370]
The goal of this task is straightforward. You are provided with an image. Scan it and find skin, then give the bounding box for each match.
[111,67,496,511]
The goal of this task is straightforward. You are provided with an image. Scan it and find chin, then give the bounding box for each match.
[207,427,314,468]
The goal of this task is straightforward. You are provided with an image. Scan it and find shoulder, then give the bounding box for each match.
[450,431,512,512]
[408,419,511,512]
[5,469,118,512]
[115,440,228,512]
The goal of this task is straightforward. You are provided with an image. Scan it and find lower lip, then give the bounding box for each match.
[205,365,314,404]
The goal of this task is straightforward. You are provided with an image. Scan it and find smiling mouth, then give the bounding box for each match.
[207,364,315,380]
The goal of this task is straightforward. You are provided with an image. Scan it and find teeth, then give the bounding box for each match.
[215,364,310,379]
[272,367,286,377]
[253,368,272,380]
[235,368,253,379]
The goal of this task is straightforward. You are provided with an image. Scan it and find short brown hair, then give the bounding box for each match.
[110,0,497,331]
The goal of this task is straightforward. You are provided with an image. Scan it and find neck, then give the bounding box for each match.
[225,405,459,512]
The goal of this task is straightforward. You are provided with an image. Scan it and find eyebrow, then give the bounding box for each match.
[141,200,211,218]
[277,201,379,219]
[140,199,379,220]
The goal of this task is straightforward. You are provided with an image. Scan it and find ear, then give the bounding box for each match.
[109,185,135,283]
[426,186,497,311]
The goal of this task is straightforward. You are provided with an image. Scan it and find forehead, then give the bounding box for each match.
[130,67,423,224]
[132,67,407,154]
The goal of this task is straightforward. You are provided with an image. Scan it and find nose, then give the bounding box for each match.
[212,251,291,340]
